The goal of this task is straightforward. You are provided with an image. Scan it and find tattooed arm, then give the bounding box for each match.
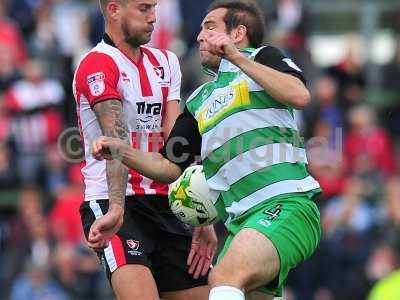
[87,99,129,250]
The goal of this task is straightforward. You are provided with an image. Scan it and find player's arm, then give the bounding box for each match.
[93,100,129,211]
[75,52,129,249]
[230,47,310,109]
[203,30,310,109]
[93,108,201,184]
[163,100,180,139]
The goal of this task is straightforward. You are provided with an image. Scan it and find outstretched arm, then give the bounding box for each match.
[92,136,182,184]
[93,108,202,184]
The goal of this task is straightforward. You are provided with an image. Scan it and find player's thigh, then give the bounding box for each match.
[111,264,159,300]
[209,228,280,292]
[161,286,209,300]
[152,224,209,295]
[246,291,274,300]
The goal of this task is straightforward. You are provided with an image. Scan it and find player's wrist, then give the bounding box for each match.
[108,203,124,215]
[229,52,247,67]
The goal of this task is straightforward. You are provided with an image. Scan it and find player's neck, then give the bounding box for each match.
[105,30,142,63]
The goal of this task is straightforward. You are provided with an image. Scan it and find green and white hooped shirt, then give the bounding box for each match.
[163,46,321,225]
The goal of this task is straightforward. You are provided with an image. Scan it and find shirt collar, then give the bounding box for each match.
[103,33,117,48]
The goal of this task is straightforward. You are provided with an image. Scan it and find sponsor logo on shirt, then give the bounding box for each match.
[135,101,161,130]
[87,72,105,96]
[197,80,250,133]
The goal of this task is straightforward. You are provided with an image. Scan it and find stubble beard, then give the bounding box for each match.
[121,20,150,48]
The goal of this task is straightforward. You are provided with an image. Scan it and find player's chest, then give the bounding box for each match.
[116,58,170,131]
[193,78,251,134]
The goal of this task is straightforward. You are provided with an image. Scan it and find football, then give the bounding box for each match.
[168,165,219,226]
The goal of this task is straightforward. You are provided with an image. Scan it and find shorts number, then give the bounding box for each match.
[263,204,282,220]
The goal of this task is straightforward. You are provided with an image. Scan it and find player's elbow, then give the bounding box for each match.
[289,88,310,110]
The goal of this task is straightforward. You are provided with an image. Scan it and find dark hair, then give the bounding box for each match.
[207,0,266,48]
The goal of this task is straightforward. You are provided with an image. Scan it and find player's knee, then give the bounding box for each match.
[209,261,273,292]
[208,262,254,290]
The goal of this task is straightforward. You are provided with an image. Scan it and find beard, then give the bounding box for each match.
[121,19,152,48]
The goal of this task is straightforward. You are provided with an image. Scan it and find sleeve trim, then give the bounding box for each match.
[89,95,122,109]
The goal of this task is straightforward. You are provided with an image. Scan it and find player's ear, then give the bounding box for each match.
[231,25,248,45]
[107,1,121,20]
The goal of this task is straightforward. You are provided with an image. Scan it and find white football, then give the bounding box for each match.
[168,165,219,226]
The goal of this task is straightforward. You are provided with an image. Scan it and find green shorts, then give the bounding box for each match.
[218,195,321,297]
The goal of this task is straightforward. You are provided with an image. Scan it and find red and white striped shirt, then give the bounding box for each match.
[73,36,181,201]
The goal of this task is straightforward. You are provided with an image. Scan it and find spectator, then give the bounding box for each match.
[0,44,20,92]
[373,177,400,254]
[304,75,343,141]
[0,1,27,68]
[0,141,18,189]
[49,182,84,244]
[10,260,70,300]
[150,0,182,50]
[5,59,64,184]
[0,186,46,298]
[322,177,374,236]
[345,105,396,178]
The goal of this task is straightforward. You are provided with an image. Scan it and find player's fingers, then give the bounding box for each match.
[207,244,216,260]
[201,257,211,276]
[187,248,195,265]
[88,229,100,241]
[87,240,103,250]
[193,256,206,279]
[188,253,201,274]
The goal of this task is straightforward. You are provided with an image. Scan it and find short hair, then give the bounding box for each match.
[98,0,128,15]
[207,0,266,48]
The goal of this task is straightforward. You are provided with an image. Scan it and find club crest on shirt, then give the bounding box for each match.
[126,239,140,250]
[153,66,165,80]
[87,72,105,96]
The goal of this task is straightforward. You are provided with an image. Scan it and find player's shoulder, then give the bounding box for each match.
[253,45,304,73]
[141,46,180,65]
[186,82,211,106]
[75,44,119,79]
[76,41,118,69]
[251,45,284,59]
[73,43,120,91]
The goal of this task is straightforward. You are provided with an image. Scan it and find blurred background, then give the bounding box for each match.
[0,0,399,299]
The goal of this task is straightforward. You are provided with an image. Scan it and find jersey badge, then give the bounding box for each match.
[153,66,165,80]
[87,72,105,96]
[126,239,140,250]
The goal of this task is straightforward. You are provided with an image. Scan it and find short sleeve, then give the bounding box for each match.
[160,107,201,172]
[165,50,182,101]
[74,52,121,108]
[255,46,306,86]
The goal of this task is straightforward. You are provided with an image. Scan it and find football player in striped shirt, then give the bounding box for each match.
[92,1,322,299]
[74,0,217,299]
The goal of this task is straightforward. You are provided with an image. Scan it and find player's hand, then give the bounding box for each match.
[187,225,218,279]
[87,204,124,251]
[92,136,124,161]
[202,29,242,63]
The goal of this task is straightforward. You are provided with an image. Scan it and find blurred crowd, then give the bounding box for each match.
[0,0,399,300]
